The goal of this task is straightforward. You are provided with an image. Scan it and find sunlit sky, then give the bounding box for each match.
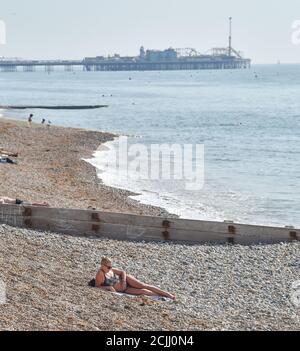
[1,0,300,63]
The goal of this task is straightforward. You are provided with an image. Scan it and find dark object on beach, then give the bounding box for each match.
[88,279,96,287]
[0,156,17,164]
[0,105,109,110]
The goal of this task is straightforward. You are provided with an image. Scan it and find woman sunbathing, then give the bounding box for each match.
[0,197,49,207]
[0,149,18,157]
[92,257,176,300]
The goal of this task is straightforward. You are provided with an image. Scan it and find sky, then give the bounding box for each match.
[0,0,300,63]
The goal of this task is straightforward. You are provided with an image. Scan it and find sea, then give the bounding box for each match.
[0,64,299,228]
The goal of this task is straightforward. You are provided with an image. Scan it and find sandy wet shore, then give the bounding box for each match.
[0,224,299,331]
[0,117,172,216]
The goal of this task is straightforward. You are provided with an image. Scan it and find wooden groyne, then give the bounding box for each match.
[0,204,298,245]
[0,105,108,110]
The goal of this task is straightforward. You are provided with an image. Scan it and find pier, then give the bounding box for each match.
[0,18,251,73]
[0,55,250,73]
[0,59,83,72]
[83,56,250,72]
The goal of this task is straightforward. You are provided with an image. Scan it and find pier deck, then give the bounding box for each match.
[0,57,251,72]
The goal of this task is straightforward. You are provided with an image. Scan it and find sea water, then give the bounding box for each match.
[0,65,299,227]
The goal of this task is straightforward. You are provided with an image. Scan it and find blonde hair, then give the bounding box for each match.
[101,257,112,266]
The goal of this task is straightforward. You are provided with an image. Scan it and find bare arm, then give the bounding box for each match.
[113,268,127,282]
[112,268,127,291]
[95,270,116,292]
[96,271,116,292]
[31,201,49,207]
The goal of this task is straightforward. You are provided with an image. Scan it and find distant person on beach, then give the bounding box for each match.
[0,149,18,157]
[47,120,52,128]
[28,114,33,127]
[41,118,46,124]
[0,197,49,207]
[89,257,176,300]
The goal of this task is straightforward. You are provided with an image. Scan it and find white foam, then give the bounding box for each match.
[86,137,298,227]
[85,137,226,221]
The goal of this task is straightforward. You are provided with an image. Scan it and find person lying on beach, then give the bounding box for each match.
[90,257,176,300]
[0,156,17,164]
[0,197,49,207]
[0,149,18,157]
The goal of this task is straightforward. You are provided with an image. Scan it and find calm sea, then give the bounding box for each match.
[1,65,299,227]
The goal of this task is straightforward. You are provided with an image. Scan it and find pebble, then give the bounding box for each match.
[0,224,299,331]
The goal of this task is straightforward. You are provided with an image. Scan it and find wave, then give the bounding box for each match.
[85,137,299,227]
[85,136,221,221]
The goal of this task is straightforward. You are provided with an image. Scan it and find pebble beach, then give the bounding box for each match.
[0,224,299,331]
[0,117,173,216]
[0,117,299,331]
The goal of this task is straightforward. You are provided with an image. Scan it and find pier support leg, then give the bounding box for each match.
[45,65,54,73]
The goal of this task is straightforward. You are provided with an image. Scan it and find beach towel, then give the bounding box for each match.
[112,292,174,302]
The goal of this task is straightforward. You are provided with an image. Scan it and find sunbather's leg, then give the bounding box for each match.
[126,275,147,289]
[124,287,157,297]
[31,201,49,207]
[126,275,175,300]
[0,197,16,204]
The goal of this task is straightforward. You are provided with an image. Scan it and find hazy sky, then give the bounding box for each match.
[1,0,300,63]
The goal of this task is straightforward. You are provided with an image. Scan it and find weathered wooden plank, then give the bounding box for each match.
[0,204,298,244]
[0,215,24,228]
[9,213,298,241]
[20,217,110,239]
[0,205,90,221]
[3,204,298,238]
[1,216,291,244]
[86,223,291,244]
[41,209,298,237]
[0,204,24,217]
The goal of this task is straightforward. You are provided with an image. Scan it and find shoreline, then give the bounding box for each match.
[0,117,175,217]
[1,117,299,331]
[86,137,184,219]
